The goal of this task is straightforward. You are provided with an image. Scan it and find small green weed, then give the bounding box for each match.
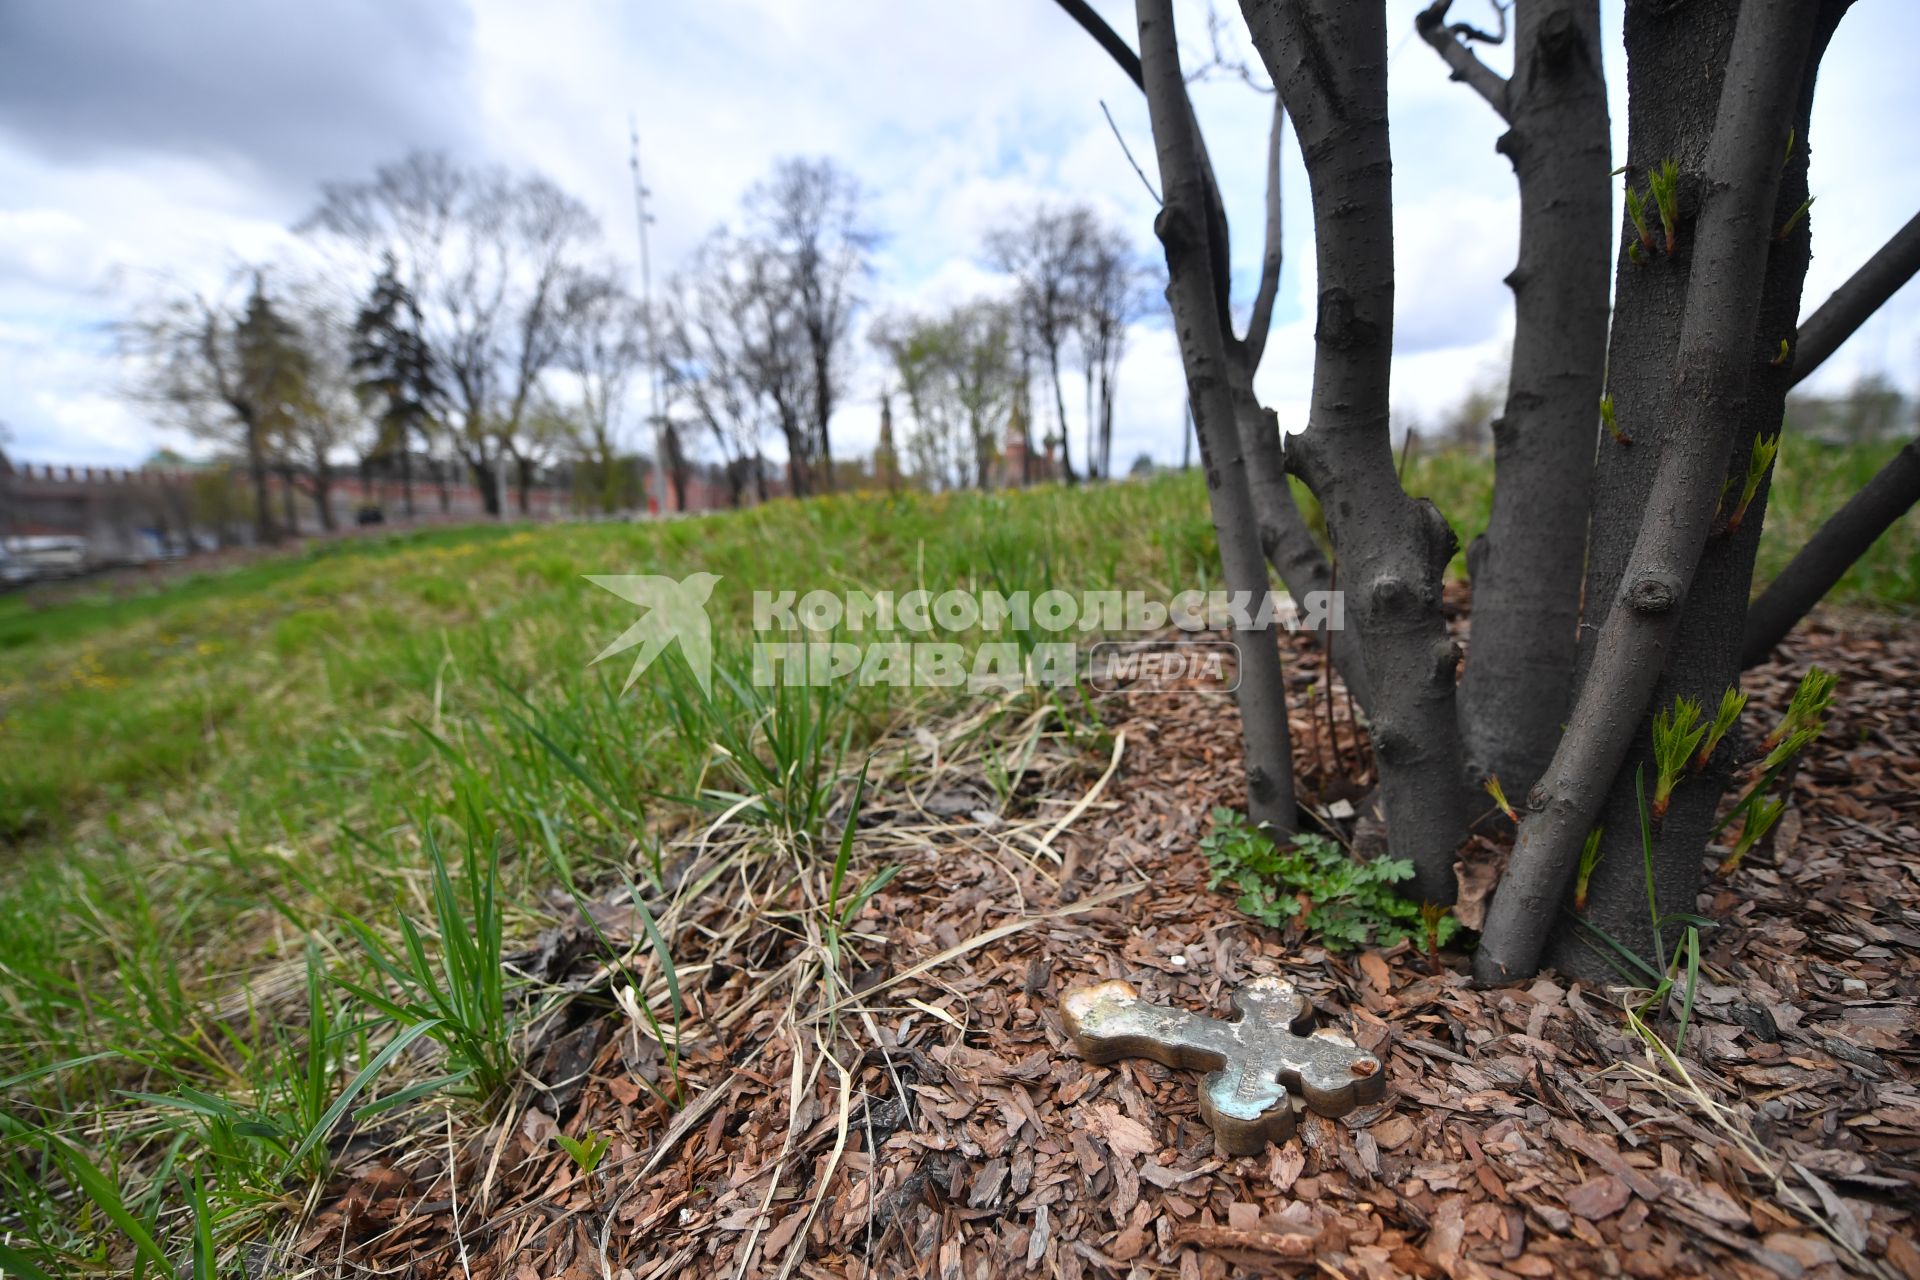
[554,1128,610,1176]
[340,825,512,1105]
[1201,810,1459,952]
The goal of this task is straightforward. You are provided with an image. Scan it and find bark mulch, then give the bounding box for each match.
[295,610,1920,1279]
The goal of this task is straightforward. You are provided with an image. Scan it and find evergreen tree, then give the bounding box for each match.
[235,276,311,542]
[350,253,442,517]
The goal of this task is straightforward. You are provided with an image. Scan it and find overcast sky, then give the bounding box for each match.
[2,0,1917,471]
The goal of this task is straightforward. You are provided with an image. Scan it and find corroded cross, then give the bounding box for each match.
[1059,976,1383,1154]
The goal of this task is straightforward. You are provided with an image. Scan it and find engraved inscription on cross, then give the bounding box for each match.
[1059,975,1384,1154]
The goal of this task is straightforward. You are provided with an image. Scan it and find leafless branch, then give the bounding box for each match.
[1792,208,1920,385]
[1099,100,1162,205]
[1241,97,1285,369]
[1415,0,1512,120]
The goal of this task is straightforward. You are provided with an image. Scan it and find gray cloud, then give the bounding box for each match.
[0,0,477,207]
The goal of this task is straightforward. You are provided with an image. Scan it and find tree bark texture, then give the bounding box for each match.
[1241,0,1468,904]
[1477,0,1825,984]
[1453,0,1612,802]
[1541,0,1848,979]
[1232,99,1375,712]
[1138,0,1297,839]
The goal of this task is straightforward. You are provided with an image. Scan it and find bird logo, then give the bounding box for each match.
[585,572,721,696]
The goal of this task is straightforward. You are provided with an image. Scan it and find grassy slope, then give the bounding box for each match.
[0,448,1911,1268]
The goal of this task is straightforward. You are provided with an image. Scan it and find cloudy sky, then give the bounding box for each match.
[1,0,1917,472]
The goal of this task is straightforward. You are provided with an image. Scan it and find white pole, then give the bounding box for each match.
[630,119,667,515]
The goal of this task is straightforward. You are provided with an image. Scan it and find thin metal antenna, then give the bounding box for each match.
[630,117,667,514]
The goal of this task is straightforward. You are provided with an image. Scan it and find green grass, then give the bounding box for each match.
[0,478,1219,1273]
[0,450,1911,1274]
[1389,435,1919,598]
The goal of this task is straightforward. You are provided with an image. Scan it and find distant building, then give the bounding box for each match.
[990,388,1060,489]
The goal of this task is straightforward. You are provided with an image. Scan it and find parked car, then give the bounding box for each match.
[0,536,88,582]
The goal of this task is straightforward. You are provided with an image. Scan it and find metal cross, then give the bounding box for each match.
[1059,975,1384,1154]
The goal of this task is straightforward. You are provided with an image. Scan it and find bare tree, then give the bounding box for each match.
[279,283,367,532]
[556,268,644,513]
[122,271,301,545]
[491,177,601,515]
[744,158,875,494]
[662,240,773,507]
[1075,226,1145,481]
[954,301,1017,491]
[1056,0,1899,979]
[872,302,1017,492]
[987,206,1097,485]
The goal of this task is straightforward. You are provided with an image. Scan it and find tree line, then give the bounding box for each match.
[121,150,1155,542]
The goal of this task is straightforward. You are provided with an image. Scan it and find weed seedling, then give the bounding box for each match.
[1418,901,1451,971]
[825,759,899,990]
[555,1128,610,1176]
[1202,809,1459,953]
[342,825,515,1105]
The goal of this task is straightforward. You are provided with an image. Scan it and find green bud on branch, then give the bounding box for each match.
[1650,695,1707,823]
[1695,686,1747,773]
[1649,160,1681,255]
[1719,794,1784,877]
[1600,394,1631,446]
[1625,185,1655,255]
[1573,827,1604,913]
[1725,432,1780,535]
[1763,665,1835,752]
[1483,775,1517,824]
[1777,194,1815,242]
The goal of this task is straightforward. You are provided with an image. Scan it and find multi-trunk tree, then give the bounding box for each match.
[1057,0,1915,981]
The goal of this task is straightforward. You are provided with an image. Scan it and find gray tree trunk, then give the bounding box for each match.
[1477,0,1826,983]
[1235,379,1375,713]
[1137,0,1297,838]
[1439,0,1613,803]
[1541,0,1847,980]
[1050,0,1372,710]
[244,417,275,546]
[1241,0,1468,904]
